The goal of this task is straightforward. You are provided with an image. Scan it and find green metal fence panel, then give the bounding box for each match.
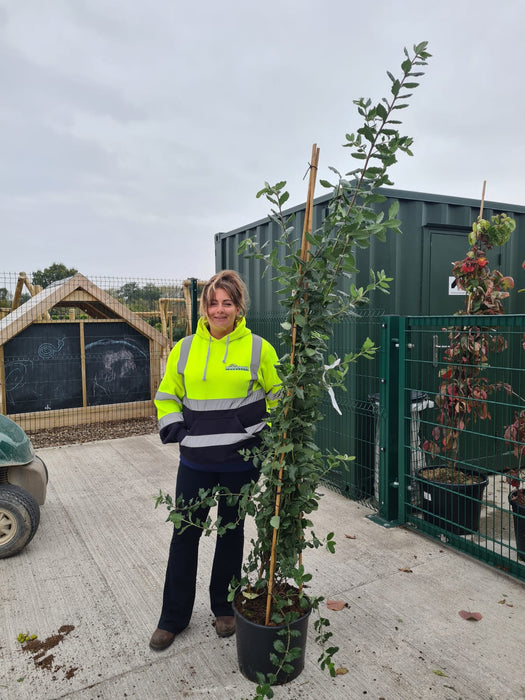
[247,305,525,583]
[400,314,525,582]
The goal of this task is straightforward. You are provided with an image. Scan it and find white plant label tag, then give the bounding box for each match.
[448,276,466,296]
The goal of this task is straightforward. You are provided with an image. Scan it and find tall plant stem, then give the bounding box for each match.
[265,144,320,625]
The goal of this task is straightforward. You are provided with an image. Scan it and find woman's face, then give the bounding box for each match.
[205,287,239,339]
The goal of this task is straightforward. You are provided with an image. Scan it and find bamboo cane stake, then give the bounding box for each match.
[291,144,320,362]
[479,180,486,220]
[265,144,320,625]
[467,181,487,314]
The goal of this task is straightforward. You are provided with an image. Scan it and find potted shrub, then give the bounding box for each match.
[157,41,431,698]
[504,408,525,561]
[230,41,433,695]
[421,213,516,534]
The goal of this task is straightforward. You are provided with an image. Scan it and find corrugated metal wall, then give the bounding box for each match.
[215,187,525,317]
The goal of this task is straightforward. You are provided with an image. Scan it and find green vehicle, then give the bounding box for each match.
[0,415,47,558]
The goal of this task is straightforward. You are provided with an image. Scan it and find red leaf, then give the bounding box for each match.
[458,610,482,621]
[327,600,346,611]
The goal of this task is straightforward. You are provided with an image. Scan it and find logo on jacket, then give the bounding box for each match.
[225,363,250,371]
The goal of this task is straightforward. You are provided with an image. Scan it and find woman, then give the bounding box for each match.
[150,270,281,650]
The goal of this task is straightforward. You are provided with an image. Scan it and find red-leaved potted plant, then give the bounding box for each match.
[421,212,515,534]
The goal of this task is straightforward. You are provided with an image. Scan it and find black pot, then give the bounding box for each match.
[233,602,311,685]
[417,467,488,535]
[509,489,525,562]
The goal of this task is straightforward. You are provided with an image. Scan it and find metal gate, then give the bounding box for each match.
[373,315,525,582]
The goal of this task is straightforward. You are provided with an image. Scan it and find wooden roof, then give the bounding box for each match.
[0,273,170,347]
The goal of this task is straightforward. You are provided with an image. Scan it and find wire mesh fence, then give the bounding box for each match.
[403,315,525,580]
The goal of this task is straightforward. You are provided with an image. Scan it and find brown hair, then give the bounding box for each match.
[199,270,249,318]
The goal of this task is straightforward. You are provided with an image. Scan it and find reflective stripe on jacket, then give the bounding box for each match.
[155,316,281,469]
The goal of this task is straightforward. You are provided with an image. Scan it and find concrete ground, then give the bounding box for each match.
[1,434,524,700]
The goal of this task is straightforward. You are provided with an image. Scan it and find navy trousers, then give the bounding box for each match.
[158,462,258,633]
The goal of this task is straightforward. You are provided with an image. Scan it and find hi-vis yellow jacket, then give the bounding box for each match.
[155,316,281,471]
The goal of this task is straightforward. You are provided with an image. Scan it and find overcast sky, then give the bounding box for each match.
[1,0,524,281]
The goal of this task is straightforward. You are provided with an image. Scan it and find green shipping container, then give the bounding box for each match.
[214,188,525,500]
[215,187,525,317]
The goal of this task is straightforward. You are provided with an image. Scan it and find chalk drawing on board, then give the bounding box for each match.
[38,337,65,360]
[5,360,34,391]
[85,338,148,403]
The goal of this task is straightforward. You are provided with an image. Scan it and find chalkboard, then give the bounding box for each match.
[84,322,151,406]
[4,323,82,414]
[3,321,151,414]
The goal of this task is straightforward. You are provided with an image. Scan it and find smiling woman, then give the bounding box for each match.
[204,288,239,338]
[200,270,249,339]
[150,269,281,651]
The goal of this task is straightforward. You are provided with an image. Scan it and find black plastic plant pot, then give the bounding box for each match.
[233,603,311,685]
[509,489,525,562]
[417,467,488,536]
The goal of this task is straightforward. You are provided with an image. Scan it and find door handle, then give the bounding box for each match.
[432,334,449,367]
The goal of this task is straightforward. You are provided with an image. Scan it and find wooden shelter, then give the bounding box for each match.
[0,273,170,430]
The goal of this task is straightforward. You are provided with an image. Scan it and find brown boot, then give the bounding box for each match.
[149,628,176,651]
[215,616,235,638]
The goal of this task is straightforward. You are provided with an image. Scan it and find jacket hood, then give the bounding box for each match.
[196,316,250,342]
[196,316,251,380]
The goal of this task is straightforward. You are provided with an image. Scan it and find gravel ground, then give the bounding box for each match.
[26,416,158,449]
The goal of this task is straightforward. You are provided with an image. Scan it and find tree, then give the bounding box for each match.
[32,263,78,289]
[116,282,141,304]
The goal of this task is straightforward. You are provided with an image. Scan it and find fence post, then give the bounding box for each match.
[368,315,405,527]
[190,278,199,333]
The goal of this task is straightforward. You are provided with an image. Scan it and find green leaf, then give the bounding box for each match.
[169,512,183,529]
[279,191,290,206]
[376,103,388,120]
[388,200,400,218]
[270,515,280,529]
[279,443,294,454]
[273,639,286,653]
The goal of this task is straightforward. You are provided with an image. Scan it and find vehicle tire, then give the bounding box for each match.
[0,485,40,558]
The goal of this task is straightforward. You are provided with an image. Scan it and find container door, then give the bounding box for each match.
[427,230,500,315]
